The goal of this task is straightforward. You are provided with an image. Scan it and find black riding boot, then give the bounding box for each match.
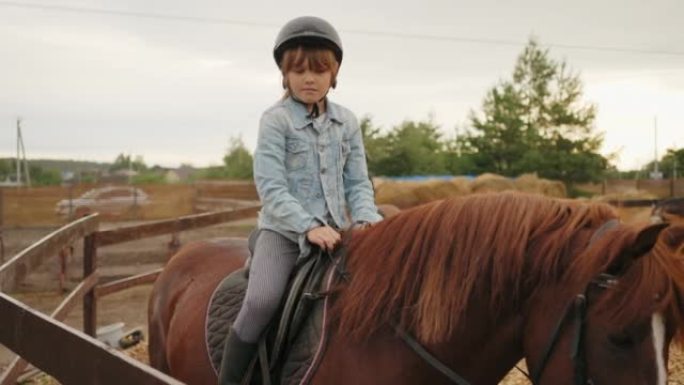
[218,329,257,385]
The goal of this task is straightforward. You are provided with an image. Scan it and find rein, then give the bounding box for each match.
[391,219,620,385]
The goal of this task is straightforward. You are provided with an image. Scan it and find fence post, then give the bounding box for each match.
[601,179,607,195]
[0,188,4,263]
[83,233,97,337]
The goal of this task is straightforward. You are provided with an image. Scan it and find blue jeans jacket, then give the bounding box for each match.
[254,96,382,242]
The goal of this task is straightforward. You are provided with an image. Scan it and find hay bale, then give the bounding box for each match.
[375,181,422,208]
[451,177,473,195]
[513,173,545,194]
[471,173,515,194]
[412,180,469,204]
[371,177,387,189]
[541,180,567,198]
[513,173,566,198]
[375,178,472,208]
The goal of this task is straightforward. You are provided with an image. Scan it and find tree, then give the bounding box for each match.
[110,153,147,172]
[644,148,684,178]
[462,38,608,183]
[360,116,391,177]
[361,117,448,176]
[222,137,253,180]
[29,165,62,186]
[0,159,11,180]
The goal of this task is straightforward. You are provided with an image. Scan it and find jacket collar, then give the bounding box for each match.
[282,96,346,129]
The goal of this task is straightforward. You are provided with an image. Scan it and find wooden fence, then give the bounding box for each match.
[576,178,684,198]
[0,181,258,227]
[193,181,259,212]
[0,204,261,384]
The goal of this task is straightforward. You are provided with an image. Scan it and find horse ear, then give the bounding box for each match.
[607,223,669,275]
[624,223,670,259]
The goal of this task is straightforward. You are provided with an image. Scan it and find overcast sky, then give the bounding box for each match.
[1,0,683,171]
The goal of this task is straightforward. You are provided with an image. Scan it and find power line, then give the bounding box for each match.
[345,28,684,57]
[0,1,276,28]
[2,1,684,57]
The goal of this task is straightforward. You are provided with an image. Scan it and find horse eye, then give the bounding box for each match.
[609,332,635,349]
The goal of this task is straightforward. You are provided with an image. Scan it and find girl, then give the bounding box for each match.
[218,16,382,385]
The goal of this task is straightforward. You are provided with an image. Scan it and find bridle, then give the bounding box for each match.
[529,219,620,385]
[528,272,618,385]
[393,219,621,385]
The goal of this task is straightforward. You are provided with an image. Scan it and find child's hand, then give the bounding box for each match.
[352,221,371,230]
[306,225,341,251]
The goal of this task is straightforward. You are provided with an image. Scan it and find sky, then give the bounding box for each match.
[1,0,683,171]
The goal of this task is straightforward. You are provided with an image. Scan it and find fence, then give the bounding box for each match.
[0,181,259,227]
[1,178,681,228]
[0,204,260,384]
[193,181,259,212]
[576,178,684,198]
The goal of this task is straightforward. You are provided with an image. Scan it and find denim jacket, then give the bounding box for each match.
[253,96,382,241]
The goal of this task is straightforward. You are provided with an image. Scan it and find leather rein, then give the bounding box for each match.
[391,219,621,385]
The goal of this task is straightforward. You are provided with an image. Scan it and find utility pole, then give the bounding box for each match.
[654,117,658,175]
[16,118,31,187]
[674,142,679,180]
[16,119,21,185]
[650,116,662,180]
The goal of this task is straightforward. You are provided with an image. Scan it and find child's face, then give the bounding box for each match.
[286,63,333,105]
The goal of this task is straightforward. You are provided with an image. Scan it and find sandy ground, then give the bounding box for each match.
[5,206,684,384]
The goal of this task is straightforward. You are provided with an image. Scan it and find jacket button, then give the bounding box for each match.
[321,167,326,174]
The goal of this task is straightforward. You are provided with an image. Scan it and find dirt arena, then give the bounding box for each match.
[3,204,684,384]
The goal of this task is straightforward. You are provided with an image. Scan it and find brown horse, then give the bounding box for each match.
[149,192,684,384]
[653,197,684,226]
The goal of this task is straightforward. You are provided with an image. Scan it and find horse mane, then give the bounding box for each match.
[333,192,668,343]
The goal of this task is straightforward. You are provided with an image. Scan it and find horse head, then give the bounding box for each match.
[524,222,684,384]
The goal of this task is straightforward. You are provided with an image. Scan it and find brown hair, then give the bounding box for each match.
[280,46,340,90]
[332,192,684,344]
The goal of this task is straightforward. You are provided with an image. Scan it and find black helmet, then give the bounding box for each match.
[273,16,343,67]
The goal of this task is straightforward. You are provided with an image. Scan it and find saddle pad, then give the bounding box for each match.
[205,267,331,385]
[205,268,248,373]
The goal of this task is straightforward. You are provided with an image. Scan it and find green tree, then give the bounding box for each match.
[0,159,11,180]
[360,116,391,177]
[445,131,478,176]
[374,119,448,176]
[462,38,608,183]
[132,172,166,184]
[110,153,147,172]
[644,148,684,178]
[223,137,253,180]
[29,165,62,186]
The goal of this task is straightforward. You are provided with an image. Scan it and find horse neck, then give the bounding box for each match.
[434,300,527,384]
[320,311,525,385]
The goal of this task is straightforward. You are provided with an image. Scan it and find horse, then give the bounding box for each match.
[148,192,684,385]
[653,197,684,226]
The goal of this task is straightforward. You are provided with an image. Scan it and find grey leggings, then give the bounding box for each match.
[232,230,299,343]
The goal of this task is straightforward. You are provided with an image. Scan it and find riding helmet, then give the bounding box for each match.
[273,16,343,67]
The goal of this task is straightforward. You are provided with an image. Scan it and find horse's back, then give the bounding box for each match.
[148,238,249,382]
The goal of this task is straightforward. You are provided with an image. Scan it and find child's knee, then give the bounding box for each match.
[243,293,281,320]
